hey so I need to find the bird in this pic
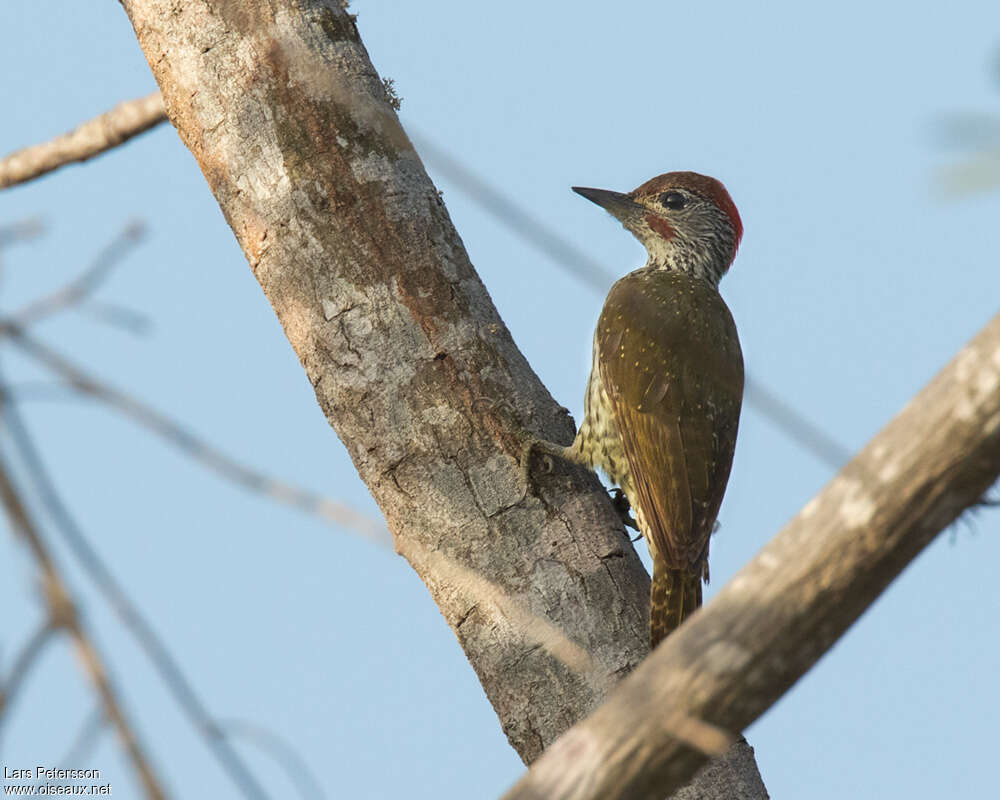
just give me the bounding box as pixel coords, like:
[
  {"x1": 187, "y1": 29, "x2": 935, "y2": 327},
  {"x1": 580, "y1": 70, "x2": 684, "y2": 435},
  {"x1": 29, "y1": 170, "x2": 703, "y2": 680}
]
[{"x1": 523, "y1": 171, "x2": 744, "y2": 648}]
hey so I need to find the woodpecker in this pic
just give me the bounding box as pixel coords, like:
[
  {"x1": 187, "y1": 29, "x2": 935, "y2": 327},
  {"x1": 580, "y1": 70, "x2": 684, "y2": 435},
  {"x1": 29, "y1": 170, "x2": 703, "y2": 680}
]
[{"x1": 525, "y1": 171, "x2": 744, "y2": 648}]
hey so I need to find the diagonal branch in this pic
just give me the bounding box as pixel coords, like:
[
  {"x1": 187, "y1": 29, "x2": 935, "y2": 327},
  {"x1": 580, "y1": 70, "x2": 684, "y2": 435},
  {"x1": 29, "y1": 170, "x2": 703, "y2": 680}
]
[
  {"x1": 0, "y1": 443, "x2": 168, "y2": 800},
  {"x1": 51, "y1": 707, "x2": 105, "y2": 774},
  {"x1": 0, "y1": 381, "x2": 274, "y2": 800},
  {"x1": 0, "y1": 93, "x2": 166, "y2": 189},
  {"x1": 0, "y1": 219, "x2": 45, "y2": 248},
  {"x1": 502, "y1": 312, "x2": 1000, "y2": 800},
  {"x1": 1, "y1": 325, "x2": 390, "y2": 545},
  {"x1": 0, "y1": 621, "x2": 57, "y2": 731},
  {"x1": 219, "y1": 720, "x2": 327, "y2": 800},
  {"x1": 11, "y1": 220, "x2": 147, "y2": 326}
]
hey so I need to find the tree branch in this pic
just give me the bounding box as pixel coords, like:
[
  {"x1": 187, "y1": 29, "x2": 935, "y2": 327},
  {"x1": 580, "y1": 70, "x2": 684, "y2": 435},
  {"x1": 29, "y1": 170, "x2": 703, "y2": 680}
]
[
  {"x1": 10, "y1": 220, "x2": 146, "y2": 326},
  {"x1": 2, "y1": 326, "x2": 388, "y2": 544},
  {"x1": 0, "y1": 219, "x2": 45, "y2": 248},
  {"x1": 0, "y1": 621, "x2": 56, "y2": 729},
  {"x1": 0, "y1": 445, "x2": 168, "y2": 800},
  {"x1": 0, "y1": 379, "x2": 274, "y2": 800},
  {"x1": 501, "y1": 312, "x2": 1000, "y2": 800},
  {"x1": 0, "y1": 93, "x2": 166, "y2": 189}
]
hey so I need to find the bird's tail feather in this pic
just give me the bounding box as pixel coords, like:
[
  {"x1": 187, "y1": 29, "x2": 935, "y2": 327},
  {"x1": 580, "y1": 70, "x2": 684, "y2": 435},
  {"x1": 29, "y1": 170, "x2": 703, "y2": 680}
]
[{"x1": 650, "y1": 561, "x2": 702, "y2": 648}]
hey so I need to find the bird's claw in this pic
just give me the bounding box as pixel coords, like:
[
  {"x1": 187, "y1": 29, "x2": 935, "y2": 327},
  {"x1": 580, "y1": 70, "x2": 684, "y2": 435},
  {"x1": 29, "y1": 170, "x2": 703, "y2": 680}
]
[{"x1": 609, "y1": 488, "x2": 640, "y2": 533}]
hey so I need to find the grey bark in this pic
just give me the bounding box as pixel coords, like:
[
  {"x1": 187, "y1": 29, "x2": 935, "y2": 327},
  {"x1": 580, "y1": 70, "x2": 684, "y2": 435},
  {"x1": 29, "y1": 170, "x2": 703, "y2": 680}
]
[{"x1": 502, "y1": 313, "x2": 1000, "y2": 799}]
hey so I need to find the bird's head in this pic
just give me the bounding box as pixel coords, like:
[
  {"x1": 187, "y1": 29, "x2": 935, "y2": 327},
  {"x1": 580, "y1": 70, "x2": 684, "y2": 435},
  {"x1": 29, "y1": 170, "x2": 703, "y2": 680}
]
[{"x1": 573, "y1": 171, "x2": 742, "y2": 286}]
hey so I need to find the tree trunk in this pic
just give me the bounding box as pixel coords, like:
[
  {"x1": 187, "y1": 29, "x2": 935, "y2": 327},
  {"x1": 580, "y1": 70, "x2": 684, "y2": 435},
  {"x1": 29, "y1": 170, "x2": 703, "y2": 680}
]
[{"x1": 117, "y1": 4, "x2": 767, "y2": 793}]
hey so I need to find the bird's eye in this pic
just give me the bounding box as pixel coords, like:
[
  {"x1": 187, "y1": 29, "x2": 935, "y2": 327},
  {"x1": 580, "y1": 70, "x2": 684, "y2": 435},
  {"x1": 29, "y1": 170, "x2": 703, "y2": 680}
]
[{"x1": 659, "y1": 191, "x2": 686, "y2": 210}]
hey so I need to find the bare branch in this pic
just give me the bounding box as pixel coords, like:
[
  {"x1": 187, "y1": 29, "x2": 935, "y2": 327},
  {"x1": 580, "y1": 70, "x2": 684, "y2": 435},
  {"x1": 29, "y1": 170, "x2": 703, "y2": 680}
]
[
  {"x1": 743, "y1": 375, "x2": 852, "y2": 468},
  {"x1": 0, "y1": 93, "x2": 166, "y2": 189},
  {"x1": 11, "y1": 221, "x2": 147, "y2": 326},
  {"x1": 52, "y1": 707, "x2": 105, "y2": 773},
  {"x1": 0, "y1": 445, "x2": 168, "y2": 800},
  {"x1": 0, "y1": 381, "x2": 77, "y2": 403},
  {"x1": 74, "y1": 300, "x2": 153, "y2": 336},
  {"x1": 0, "y1": 621, "x2": 56, "y2": 729},
  {"x1": 408, "y1": 130, "x2": 618, "y2": 292},
  {"x1": 0, "y1": 219, "x2": 45, "y2": 248},
  {"x1": 0, "y1": 383, "x2": 274, "y2": 800},
  {"x1": 2, "y1": 327, "x2": 390, "y2": 545},
  {"x1": 502, "y1": 312, "x2": 1000, "y2": 800},
  {"x1": 220, "y1": 720, "x2": 326, "y2": 800}
]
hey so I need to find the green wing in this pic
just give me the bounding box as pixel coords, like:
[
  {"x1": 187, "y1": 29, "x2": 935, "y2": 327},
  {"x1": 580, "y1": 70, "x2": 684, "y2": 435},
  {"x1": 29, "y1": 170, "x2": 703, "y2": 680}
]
[{"x1": 597, "y1": 270, "x2": 743, "y2": 571}]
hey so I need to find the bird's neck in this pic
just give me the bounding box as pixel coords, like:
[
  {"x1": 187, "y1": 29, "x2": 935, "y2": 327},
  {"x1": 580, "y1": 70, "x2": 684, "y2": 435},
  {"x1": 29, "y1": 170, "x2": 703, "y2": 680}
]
[{"x1": 643, "y1": 240, "x2": 729, "y2": 289}]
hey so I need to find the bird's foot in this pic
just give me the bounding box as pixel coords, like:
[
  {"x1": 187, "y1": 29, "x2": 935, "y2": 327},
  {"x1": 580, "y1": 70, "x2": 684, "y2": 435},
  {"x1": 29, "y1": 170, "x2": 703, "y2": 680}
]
[
  {"x1": 471, "y1": 396, "x2": 567, "y2": 501},
  {"x1": 609, "y1": 488, "x2": 640, "y2": 534}
]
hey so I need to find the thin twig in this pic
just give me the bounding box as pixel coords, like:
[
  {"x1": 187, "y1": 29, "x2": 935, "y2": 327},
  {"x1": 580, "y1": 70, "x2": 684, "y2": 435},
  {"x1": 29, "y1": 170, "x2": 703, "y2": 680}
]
[
  {"x1": 11, "y1": 220, "x2": 147, "y2": 326},
  {"x1": 0, "y1": 621, "x2": 57, "y2": 732},
  {"x1": 0, "y1": 219, "x2": 45, "y2": 248},
  {"x1": 1, "y1": 326, "x2": 391, "y2": 545},
  {"x1": 220, "y1": 720, "x2": 327, "y2": 800},
  {"x1": 743, "y1": 375, "x2": 852, "y2": 469},
  {"x1": 0, "y1": 381, "x2": 77, "y2": 403},
  {"x1": 53, "y1": 707, "x2": 106, "y2": 772},
  {"x1": 0, "y1": 444, "x2": 168, "y2": 800},
  {"x1": 0, "y1": 219, "x2": 45, "y2": 286},
  {"x1": 0, "y1": 384, "x2": 273, "y2": 800},
  {"x1": 0, "y1": 93, "x2": 166, "y2": 189},
  {"x1": 76, "y1": 300, "x2": 152, "y2": 336}
]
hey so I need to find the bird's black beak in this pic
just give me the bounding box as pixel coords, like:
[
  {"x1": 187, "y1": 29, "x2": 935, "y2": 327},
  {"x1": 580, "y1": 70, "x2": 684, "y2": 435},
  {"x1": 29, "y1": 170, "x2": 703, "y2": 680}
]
[{"x1": 572, "y1": 186, "x2": 644, "y2": 224}]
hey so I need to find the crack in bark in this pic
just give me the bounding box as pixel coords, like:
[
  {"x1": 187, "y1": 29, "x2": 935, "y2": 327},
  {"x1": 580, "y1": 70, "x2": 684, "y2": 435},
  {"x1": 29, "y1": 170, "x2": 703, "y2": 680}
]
[{"x1": 456, "y1": 603, "x2": 479, "y2": 629}]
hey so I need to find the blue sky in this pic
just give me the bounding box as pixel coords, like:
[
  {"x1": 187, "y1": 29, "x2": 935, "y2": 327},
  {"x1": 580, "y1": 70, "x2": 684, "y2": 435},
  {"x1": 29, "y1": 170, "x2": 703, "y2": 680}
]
[{"x1": 1, "y1": 2, "x2": 998, "y2": 798}]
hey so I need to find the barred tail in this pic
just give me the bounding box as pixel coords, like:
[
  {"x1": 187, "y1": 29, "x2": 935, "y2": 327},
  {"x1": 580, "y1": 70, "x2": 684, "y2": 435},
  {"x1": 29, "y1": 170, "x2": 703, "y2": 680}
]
[{"x1": 650, "y1": 560, "x2": 703, "y2": 648}]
